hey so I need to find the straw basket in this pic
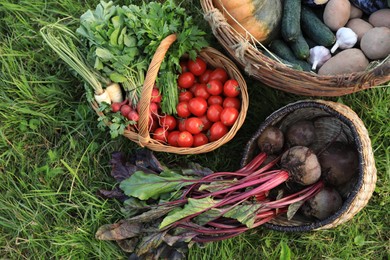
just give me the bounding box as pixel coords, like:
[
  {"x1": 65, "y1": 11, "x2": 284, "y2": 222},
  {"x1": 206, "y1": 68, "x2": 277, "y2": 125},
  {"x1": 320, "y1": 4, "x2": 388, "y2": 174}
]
[
  {"x1": 241, "y1": 100, "x2": 377, "y2": 231},
  {"x1": 92, "y1": 34, "x2": 248, "y2": 154},
  {"x1": 200, "y1": 0, "x2": 390, "y2": 96}
]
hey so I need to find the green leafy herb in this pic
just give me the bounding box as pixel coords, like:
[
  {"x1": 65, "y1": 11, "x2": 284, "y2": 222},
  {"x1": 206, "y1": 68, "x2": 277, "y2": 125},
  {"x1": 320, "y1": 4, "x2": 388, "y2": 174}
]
[{"x1": 77, "y1": 0, "x2": 208, "y2": 114}]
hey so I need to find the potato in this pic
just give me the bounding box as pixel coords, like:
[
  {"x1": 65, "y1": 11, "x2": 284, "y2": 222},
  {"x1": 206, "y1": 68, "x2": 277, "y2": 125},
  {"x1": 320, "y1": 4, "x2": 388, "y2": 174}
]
[
  {"x1": 349, "y1": 4, "x2": 363, "y2": 19},
  {"x1": 346, "y1": 18, "x2": 373, "y2": 42},
  {"x1": 323, "y1": 0, "x2": 351, "y2": 31},
  {"x1": 360, "y1": 27, "x2": 390, "y2": 60},
  {"x1": 318, "y1": 48, "x2": 369, "y2": 75},
  {"x1": 369, "y1": 9, "x2": 390, "y2": 29}
]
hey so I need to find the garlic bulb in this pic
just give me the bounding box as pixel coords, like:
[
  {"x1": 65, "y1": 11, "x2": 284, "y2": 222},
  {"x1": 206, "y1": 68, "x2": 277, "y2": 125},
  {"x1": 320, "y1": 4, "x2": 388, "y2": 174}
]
[
  {"x1": 331, "y1": 27, "x2": 358, "y2": 53},
  {"x1": 309, "y1": 46, "x2": 331, "y2": 70}
]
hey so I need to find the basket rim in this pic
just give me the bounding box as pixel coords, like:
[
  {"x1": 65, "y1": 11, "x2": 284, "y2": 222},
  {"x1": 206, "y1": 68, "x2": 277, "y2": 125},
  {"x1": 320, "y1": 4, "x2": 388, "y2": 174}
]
[
  {"x1": 240, "y1": 99, "x2": 377, "y2": 231},
  {"x1": 200, "y1": 0, "x2": 390, "y2": 96}
]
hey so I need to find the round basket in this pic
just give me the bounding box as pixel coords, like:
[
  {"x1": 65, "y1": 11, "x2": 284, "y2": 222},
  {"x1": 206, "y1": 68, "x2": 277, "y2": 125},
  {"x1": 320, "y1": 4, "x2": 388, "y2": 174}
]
[
  {"x1": 240, "y1": 100, "x2": 377, "y2": 231},
  {"x1": 93, "y1": 34, "x2": 248, "y2": 154},
  {"x1": 200, "y1": 0, "x2": 390, "y2": 96}
]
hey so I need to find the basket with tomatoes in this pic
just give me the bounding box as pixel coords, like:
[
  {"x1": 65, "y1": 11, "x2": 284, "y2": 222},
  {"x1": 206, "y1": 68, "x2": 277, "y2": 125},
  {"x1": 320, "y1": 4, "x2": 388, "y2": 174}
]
[{"x1": 95, "y1": 35, "x2": 248, "y2": 154}]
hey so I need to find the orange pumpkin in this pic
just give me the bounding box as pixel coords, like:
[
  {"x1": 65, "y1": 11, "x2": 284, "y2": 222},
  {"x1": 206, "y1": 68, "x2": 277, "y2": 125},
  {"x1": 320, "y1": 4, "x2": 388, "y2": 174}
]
[{"x1": 213, "y1": 0, "x2": 283, "y2": 43}]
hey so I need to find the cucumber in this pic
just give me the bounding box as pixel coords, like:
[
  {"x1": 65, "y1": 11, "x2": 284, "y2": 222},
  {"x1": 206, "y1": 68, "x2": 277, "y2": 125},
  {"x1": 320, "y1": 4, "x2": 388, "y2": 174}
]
[
  {"x1": 268, "y1": 39, "x2": 312, "y2": 71},
  {"x1": 290, "y1": 34, "x2": 310, "y2": 60},
  {"x1": 262, "y1": 51, "x2": 304, "y2": 71},
  {"x1": 301, "y1": 5, "x2": 336, "y2": 47},
  {"x1": 281, "y1": 0, "x2": 301, "y2": 42}
]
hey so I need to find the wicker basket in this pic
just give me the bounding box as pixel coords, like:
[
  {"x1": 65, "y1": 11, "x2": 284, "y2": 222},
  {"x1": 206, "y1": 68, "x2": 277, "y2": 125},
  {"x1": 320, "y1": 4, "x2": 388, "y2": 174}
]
[
  {"x1": 200, "y1": 0, "x2": 390, "y2": 96},
  {"x1": 93, "y1": 34, "x2": 248, "y2": 154},
  {"x1": 241, "y1": 100, "x2": 377, "y2": 231}
]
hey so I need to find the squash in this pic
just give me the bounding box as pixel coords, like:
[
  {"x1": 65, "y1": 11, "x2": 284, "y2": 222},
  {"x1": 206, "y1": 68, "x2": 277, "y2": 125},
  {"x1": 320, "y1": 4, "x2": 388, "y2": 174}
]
[{"x1": 213, "y1": 0, "x2": 283, "y2": 43}]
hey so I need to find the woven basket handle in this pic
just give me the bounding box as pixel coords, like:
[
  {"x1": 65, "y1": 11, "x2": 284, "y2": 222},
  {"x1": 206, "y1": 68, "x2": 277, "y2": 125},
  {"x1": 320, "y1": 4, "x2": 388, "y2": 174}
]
[{"x1": 137, "y1": 34, "x2": 177, "y2": 146}]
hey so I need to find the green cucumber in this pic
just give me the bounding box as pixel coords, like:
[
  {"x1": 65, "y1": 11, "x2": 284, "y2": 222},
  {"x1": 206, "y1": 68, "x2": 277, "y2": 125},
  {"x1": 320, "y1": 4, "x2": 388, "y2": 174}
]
[
  {"x1": 262, "y1": 51, "x2": 304, "y2": 71},
  {"x1": 301, "y1": 5, "x2": 336, "y2": 47},
  {"x1": 290, "y1": 34, "x2": 310, "y2": 60},
  {"x1": 281, "y1": 0, "x2": 302, "y2": 42},
  {"x1": 268, "y1": 39, "x2": 312, "y2": 71}
]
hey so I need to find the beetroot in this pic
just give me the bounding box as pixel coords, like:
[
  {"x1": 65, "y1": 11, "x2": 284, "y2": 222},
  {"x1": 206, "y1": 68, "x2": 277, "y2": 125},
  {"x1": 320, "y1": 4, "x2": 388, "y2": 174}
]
[
  {"x1": 301, "y1": 187, "x2": 342, "y2": 220},
  {"x1": 319, "y1": 142, "x2": 359, "y2": 186},
  {"x1": 281, "y1": 146, "x2": 321, "y2": 186},
  {"x1": 286, "y1": 120, "x2": 316, "y2": 147},
  {"x1": 257, "y1": 126, "x2": 284, "y2": 154}
]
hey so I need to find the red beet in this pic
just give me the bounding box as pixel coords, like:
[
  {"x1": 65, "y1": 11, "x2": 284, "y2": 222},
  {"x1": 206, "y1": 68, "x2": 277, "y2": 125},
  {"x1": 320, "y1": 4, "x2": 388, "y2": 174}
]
[
  {"x1": 257, "y1": 126, "x2": 284, "y2": 154},
  {"x1": 319, "y1": 142, "x2": 359, "y2": 186},
  {"x1": 301, "y1": 187, "x2": 342, "y2": 220},
  {"x1": 286, "y1": 120, "x2": 316, "y2": 147}
]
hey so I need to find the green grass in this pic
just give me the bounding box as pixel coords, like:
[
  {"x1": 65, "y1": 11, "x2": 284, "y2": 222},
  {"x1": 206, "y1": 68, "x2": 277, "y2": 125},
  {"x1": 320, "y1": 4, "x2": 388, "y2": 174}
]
[{"x1": 0, "y1": 0, "x2": 389, "y2": 259}]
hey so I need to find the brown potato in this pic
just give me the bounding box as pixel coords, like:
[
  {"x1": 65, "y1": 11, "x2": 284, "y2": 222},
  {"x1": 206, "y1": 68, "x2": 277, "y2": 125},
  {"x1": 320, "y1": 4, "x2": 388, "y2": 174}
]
[
  {"x1": 369, "y1": 9, "x2": 390, "y2": 28},
  {"x1": 323, "y1": 0, "x2": 351, "y2": 31},
  {"x1": 349, "y1": 4, "x2": 363, "y2": 19},
  {"x1": 346, "y1": 18, "x2": 373, "y2": 42},
  {"x1": 318, "y1": 48, "x2": 369, "y2": 75},
  {"x1": 360, "y1": 27, "x2": 390, "y2": 60}
]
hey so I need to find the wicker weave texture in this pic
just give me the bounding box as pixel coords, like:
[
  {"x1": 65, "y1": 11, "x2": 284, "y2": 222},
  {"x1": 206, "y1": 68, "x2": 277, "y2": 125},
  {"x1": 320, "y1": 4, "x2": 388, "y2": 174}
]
[
  {"x1": 93, "y1": 34, "x2": 249, "y2": 154},
  {"x1": 200, "y1": 0, "x2": 390, "y2": 96}
]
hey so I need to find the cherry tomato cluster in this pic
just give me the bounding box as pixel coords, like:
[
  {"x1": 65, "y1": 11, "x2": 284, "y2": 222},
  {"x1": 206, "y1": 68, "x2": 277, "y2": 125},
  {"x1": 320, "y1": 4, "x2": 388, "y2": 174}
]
[
  {"x1": 151, "y1": 57, "x2": 242, "y2": 147},
  {"x1": 110, "y1": 56, "x2": 242, "y2": 148}
]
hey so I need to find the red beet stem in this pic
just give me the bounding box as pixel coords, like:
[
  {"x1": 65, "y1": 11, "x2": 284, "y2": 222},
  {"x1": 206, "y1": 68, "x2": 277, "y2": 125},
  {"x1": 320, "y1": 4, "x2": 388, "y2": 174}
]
[{"x1": 236, "y1": 152, "x2": 267, "y2": 173}]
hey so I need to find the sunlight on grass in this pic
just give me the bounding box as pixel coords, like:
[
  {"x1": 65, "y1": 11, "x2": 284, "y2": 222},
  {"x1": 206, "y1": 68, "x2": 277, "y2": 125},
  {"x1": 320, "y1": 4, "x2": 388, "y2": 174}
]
[{"x1": 0, "y1": 0, "x2": 389, "y2": 259}]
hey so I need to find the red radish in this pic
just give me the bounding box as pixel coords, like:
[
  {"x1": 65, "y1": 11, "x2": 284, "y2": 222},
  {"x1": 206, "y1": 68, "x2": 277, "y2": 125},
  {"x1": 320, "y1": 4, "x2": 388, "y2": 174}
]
[
  {"x1": 151, "y1": 88, "x2": 162, "y2": 103},
  {"x1": 111, "y1": 99, "x2": 128, "y2": 113},
  {"x1": 127, "y1": 110, "x2": 139, "y2": 122},
  {"x1": 120, "y1": 105, "x2": 132, "y2": 117}
]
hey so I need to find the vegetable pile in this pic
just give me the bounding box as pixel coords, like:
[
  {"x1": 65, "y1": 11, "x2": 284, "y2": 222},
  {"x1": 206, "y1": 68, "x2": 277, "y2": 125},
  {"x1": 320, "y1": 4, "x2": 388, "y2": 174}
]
[
  {"x1": 95, "y1": 138, "x2": 329, "y2": 258},
  {"x1": 41, "y1": 0, "x2": 212, "y2": 138},
  {"x1": 213, "y1": 0, "x2": 390, "y2": 74},
  {"x1": 110, "y1": 56, "x2": 243, "y2": 147}
]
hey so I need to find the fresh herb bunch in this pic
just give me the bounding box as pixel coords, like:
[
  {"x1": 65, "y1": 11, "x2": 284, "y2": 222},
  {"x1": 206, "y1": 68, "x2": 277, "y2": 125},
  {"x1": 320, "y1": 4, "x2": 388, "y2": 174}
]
[{"x1": 76, "y1": 0, "x2": 208, "y2": 114}]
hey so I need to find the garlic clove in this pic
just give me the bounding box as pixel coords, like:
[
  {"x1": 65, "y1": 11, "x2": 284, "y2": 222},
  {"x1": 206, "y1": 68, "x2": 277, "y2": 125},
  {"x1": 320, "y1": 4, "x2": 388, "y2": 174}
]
[
  {"x1": 309, "y1": 46, "x2": 332, "y2": 70},
  {"x1": 331, "y1": 27, "x2": 358, "y2": 53}
]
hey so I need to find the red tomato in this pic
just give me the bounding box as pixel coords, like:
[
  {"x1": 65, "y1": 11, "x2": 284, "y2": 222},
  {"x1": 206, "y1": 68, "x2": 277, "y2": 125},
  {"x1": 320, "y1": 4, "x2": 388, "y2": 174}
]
[
  {"x1": 198, "y1": 115, "x2": 212, "y2": 131},
  {"x1": 178, "y1": 90, "x2": 193, "y2": 102},
  {"x1": 151, "y1": 88, "x2": 162, "y2": 103},
  {"x1": 220, "y1": 107, "x2": 239, "y2": 126},
  {"x1": 185, "y1": 117, "x2": 204, "y2": 134},
  {"x1": 177, "y1": 131, "x2": 194, "y2": 147},
  {"x1": 206, "y1": 79, "x2": 223, "y2": 96},
  {"x1": 208, "y1": 95, "x2": 223, "y2": 106},
  {"x1": 178, "y1": 72, "x2": 195, "y2": 88},
  {"x1": 188, "y1": 97, "x2": 208, "y2": 117},
  {"x1": 192, "y1": 83, "x2": 210, "y2": 100},
  {"x1": 207, "y1": 104, "x2": 223, "y2": 122},
  {"x1": 153, "y1": 127, "x2": 168, "y2": 143},
  {"x1": 223, "y1": 79, "x2": 240, "y2": 97},
  {"x1": 209, "y1": 122, "x2": 228, "y2": 142},
  {"x1": 193, "y1": 133, "x2": 209, "y2": 147},
  {"x1": 188, "y1": 57, "x2": 207, "y2": 76},
  {"x1": 209, "y1": 67, "x2": 229, "y2": 83},
  {"x1": 180, "y1": 60, "x2": 189, "y2": 73},
  {"x1": 160, "y1": 114, "x2": 177, "y2": 130},
  {"x1": 178, "y1": 118, "x2": 187, "y2": 131},
  {"x1": 176, "y1": 101, "x2": 191, "y2": 118},
  {"x1": 198, "y1": 69, "x2": 212, "y2": 84},
  {"x1": 167, "y1": 131, "x2": 180, "y2": 147},
  {"x1": 223, "y1": 97, "x2": 241, "y2": 110}
]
